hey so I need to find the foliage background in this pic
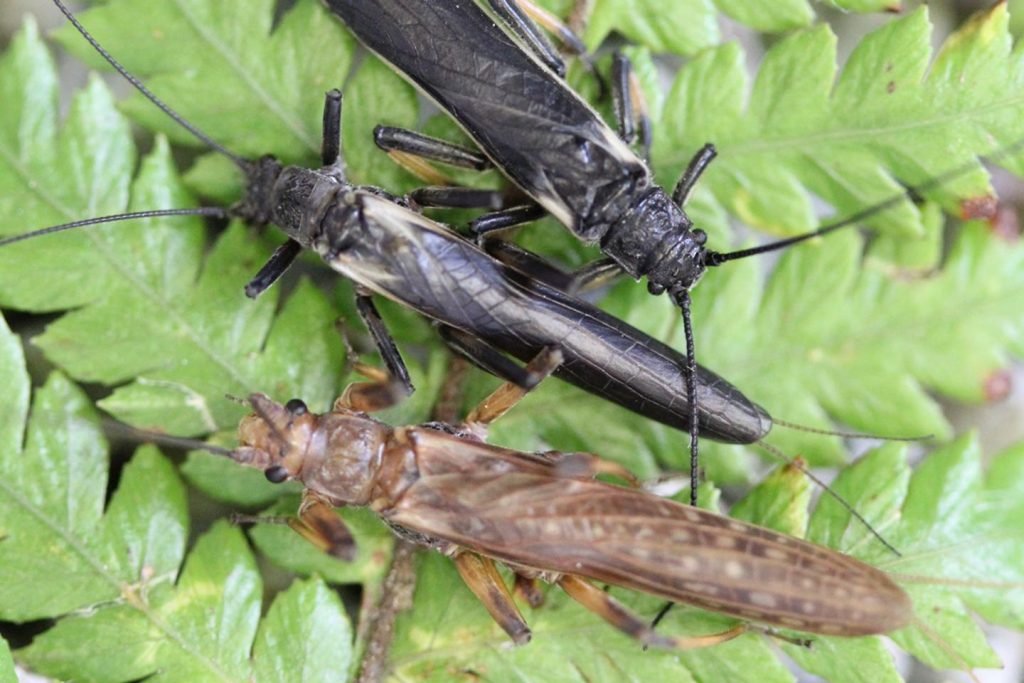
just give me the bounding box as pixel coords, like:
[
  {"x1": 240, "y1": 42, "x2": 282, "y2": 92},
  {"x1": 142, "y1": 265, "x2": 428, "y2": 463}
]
[{"x1": 0, "y1": 0, "x2": 1023, "y2": 681}]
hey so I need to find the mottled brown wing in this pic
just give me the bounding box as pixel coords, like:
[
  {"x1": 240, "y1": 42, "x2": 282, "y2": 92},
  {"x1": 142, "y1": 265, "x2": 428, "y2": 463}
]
[{"x1": 383, "y1": 430, "x2": 911, "y2": 636}]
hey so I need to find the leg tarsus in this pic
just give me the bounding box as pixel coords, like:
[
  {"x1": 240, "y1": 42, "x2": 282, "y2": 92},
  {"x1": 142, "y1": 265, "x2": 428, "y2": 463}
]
[{"x1": 245, "y1": 239, "x2": 303, "y2": 299}]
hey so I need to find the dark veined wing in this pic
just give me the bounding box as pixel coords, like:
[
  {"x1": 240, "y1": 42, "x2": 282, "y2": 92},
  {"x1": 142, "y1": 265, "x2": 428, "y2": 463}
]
[
  {"x1": 384, "y1": 429, "x2": 911, "y2": 636},
  {"x1": 324, "y1": 0, "x2": 647, "y2": 238},
  {"x1": 328, "y1": 193, "x2": 770, "y2": 443}
]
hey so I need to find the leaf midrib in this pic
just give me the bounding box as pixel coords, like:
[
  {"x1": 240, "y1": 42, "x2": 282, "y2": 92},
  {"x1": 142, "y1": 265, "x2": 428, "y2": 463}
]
[
  {"x1": 0, "y1": 137, "x2": 257, "y2": 394},
  {"x1": 659, "y1": 94, "x2": 1024, "y2": 170},
  {"x1": 736, "y1": 265, "x2": 1023, "y2": 387},
  {"x1": 169, "y1": 0, "x2": 318, "y2": 155},
  {"x1": 0, "y1": 476, "x2": 239, "y2": 682}
]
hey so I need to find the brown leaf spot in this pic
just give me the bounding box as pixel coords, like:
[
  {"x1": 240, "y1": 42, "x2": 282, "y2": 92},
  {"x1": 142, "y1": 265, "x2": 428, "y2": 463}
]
[
  {"x1": 886, "y1": 80, "x2": 896, "y2": 94},
  {"x1": 885, "y1": 4, "x2": 902, "y2": 13},
  {"x1": 960, "y1": 195, "x2": 998, "y2": 221},
  {"x1": 984, "y1": 369, "x2": 1013, "y2": 402}
]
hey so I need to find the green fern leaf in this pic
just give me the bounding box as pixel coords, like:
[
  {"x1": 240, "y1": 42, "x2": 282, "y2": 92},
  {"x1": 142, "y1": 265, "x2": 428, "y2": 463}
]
[
  {"x1": 0, "y1": 638, "x2": 12, "y2": 683},
  {"x1": 0, "y1": 17, "x2": 346, "y2": 436},
  {"x1": 656, "y1": 6, "x2": 1024, "y2": 242},
  {"x1": 539, "y1": 0, "x2": 902, "y2": 55},
  {"x1": 55, "y1": 0, "x2": 419, "y2": 188},
  {"x1": 0, "y1": 1, "x2": 1022, "y2": 681},
  {"x1": 0, "y1": 313, "x2": 352, "y2": 682}
]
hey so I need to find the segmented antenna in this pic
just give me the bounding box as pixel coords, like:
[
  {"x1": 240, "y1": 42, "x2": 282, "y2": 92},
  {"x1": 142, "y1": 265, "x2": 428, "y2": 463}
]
[
  {"x1": 773, "y1": 419, "x2": 931, "y2": 442},
  {"x1": 0, "y1": 208, "x2": 230, "y2": 248},
  {"x1": 102, "y1": 419, "x2": 235, "y2": 457},
  {"x1": 756, "y1": 440, "x2": 901, "y2": 556},
  {"x1": 51, "y1": 0, "x2": 251, "y2": 170},
  {"x1": 707, "y1": 137, "x2": 1024, "y2": 265}
]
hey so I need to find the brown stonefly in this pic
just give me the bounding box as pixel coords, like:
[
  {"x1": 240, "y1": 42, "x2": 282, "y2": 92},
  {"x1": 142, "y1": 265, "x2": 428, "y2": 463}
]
[{"x1": 229, "y1": 348, "x2": 912, "y2": 649}]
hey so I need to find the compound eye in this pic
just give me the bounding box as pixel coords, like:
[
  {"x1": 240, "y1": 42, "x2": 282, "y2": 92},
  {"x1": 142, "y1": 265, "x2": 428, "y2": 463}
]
[
  {"x1": 692, "y1": 229, "x2": 708, "y2": 246},
  {"x1": 284, "y1": 398, "x2": 307, "y2": 416},
  {"x1": 264, "y1": 465, "x2": 289, "y2": 483}
]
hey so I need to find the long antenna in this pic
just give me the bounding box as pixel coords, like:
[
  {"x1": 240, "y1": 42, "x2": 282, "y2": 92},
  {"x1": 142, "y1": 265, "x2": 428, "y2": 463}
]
[
  {"x1": 0, "y1": 208, "x2": 230, "y2": 247},
  {"x1": 102, "y1": 419, "x2": 235, "y2": 457},
  {"x1": 756, "y1": 440, "x2": 900, "y2": 556},
  {"x1": 706, "y1": 136, "x2": 1024, "y2": 265},
  {"x1": 51, "y1": 0, "x2": 251, "y2": 170},
  {"x1": 773, "y1": 418, "x2": 930, "y2": 442}
]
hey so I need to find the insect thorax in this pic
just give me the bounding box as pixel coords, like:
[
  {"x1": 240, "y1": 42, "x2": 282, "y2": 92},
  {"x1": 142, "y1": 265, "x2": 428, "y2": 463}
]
[{"x1": 601, "y1": 188, "x2": 707, "y2": 292}]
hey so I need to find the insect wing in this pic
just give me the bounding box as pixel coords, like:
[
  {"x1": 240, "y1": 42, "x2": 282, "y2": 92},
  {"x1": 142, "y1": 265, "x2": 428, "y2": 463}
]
[
  {"x1": 385, "y1": 429, "x2": 911, "y2": 636},
  {"x1": 330, "y1": 194, "x2": 769, "y2": 443},
  {"x1": 325, "y1": 0, "x2": 644, "y2": 236}
]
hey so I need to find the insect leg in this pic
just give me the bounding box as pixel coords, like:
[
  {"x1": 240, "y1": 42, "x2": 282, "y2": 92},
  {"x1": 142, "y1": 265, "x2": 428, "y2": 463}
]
[
  {"x1": 558, "y1": 575, "x2": 748, "y2": 650},
  {"x1": 373, "y1": 126, "x2": 491, "y2": 171},
  {"x1": 354, "y1": 291, "x2": 415, "y2": 395},
  {"x1": 484, "y1": 239, "x2": 623, "y2": 294},
  {"x1": 565, "y1": 257, "x2": 624, "y2": 295},
  {"x1": 437, "y1": 325, "x2": 547, "y2": 389},
  {"x1": 487, "y1": 0, "x2": 571, "y2": 77},
  {"x1": 411, "y1": 186, "x2": 507, "y2": 210},
  {"x1": 289, "y1": 492, "x2": 357, "y2": 560},
  {"x1": 373, "y1": 127, "x2": 544, "y2": 218},
  {"x1": 513, "y1": 574, "x2": 546, "y2": 608},
  {"x1": 671, "y1": 143, "x2": 718, "y2": 207},
  {"x1": 512, "y1": 0, "x2": 589, "y2": 57},
  {"x1": 332, "y1": 294, "x2": 413, "y2": 413},
  {"x1": 453, "y1": 553, "x2": 532, "y2": 645},
  {"x1": 546, "y1": 451, "x2": 640, "y2": 486},
  {"x1": 465, "y1": 347, "x2": 564, "y2": 426},
  {"x1": 610, "y1": 51, "x2": 652, "y2": 161},
  {"x1": 321, "y1": 89, "x2": 344, "y2": 167},
  {"x1": 246, "y1": 88, "x2": 350, "y2": 299},
  {"x1": 470, "y1": 204, "x2": 548, "y2": 236},
  {"x1": 482, "y1": 239, "x2": 575, "y2": 289},
  {"x1": 373, "y1": 126, "x2": 490, "y2": 186},
  {"x1": 244, "y1": 239, "x2": 303, "y2": 299}
]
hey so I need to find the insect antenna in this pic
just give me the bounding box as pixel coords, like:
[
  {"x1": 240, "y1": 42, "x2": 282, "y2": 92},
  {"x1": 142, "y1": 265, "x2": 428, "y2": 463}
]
[
  {"x1": 772, "y1": 419, "x2": 930, "y2": 442},
  {"x1": 705, "y1": 136, "x2": 1024, "y2": 266},
  {"x1": 51, "y1": 0, "x2": 251, "y2": 171},
  {"x1": 101, "y1": 419, "x2": 235, "y2": 457},
  {"x1": 0, "y1": 208, "x2": 230, "y2": 248},
  {"x1": 755, "y1": 440, "x2": 900, "y2": 556}
]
